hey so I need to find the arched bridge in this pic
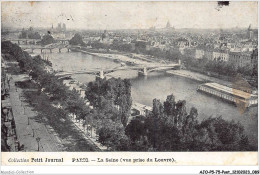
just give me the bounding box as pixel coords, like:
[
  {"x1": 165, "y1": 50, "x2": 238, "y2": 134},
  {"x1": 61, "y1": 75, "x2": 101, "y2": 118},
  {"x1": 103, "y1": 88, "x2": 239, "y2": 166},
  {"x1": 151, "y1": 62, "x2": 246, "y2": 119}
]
[
  {"x1": 8, "y1": 38, "x2": 72, "y2": 53},
  {"x1": 9, "y1": 38, "x2": 70, "y2": 45},
  {"x1": 9, "y1": 39, "x2": 41, "y2": 45},
  {"x1": 21, "y1": 44, "x2": 73, "y2": 53},
  {"x1": 55, "y1": 63, "x2": 181, "y2": 79}
]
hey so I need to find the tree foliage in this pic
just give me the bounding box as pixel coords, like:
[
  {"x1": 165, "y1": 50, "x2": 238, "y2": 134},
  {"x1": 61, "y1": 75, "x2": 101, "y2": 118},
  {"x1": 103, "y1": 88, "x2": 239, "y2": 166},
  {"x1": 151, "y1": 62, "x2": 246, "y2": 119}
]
[
  {"x1": 69, "y1": 33, "x2": 86, "y2": 46},
  {"x1": 19, "y1": 28, "x2": 41, "y2": 39},
  {"x1": 86, "y1": 77, "x2": 132, "y2": 127},
  {"x1": 41, "y1": 34, "x2": 55, "y2": 45},
  {"x1": 125, "y1": 94, "x2": 253, "y2": 151}
]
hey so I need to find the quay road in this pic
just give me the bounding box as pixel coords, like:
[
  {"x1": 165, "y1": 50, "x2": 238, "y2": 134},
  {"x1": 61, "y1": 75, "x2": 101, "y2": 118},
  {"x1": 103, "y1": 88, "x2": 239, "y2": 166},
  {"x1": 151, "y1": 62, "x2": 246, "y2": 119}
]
[
  {"x1": 6, "y1": 67, "x2": 103, "y2": 151},
  {"x1": 8, "y1": 74, "x2": 63, "y2": 151}
]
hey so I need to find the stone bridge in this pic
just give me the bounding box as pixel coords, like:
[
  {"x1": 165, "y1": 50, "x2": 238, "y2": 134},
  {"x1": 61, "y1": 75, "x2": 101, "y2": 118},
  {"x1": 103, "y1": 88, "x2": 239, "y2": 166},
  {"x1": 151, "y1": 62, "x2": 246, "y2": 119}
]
[
  {"x1": 8, "y1": 39, "x2": 72, "y2": 53},
  {"x1": 21, "y1": 44, "x2": 72, "y2": 53},
  {"x1": 9, "y1": 39, "x2": 41, "y2": 45}
]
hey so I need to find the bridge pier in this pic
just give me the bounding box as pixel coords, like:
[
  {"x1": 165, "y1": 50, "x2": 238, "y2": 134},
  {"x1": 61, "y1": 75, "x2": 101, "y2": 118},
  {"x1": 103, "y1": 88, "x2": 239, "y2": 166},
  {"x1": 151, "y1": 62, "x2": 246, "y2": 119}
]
[
  {"x1": 97, "y1": 70, "x2": 105, "y2": 79},
  {"x1": 17, "y1": 40, "x2": 20, "y2": 45},
  {"x1": 138, "y1": 67, "x2": 148, "y2": 76},
  {"x1": 67, "y1": 48, "x2": 70, "y2": 52},
  {"x1": 41, "y1": 49, "x2": 43, "y2": 53},
  {"x1": 59, "y1": 48, "x2": 61, "y2": 53},
  {"x1": 31, "y1": 48, "x2": 34, "y2": 53},
  {"x1": 80, "y1": 90, "x2": 86, "y2": 98},
  {"x1": 143, "y1": 67, "x2": 147, "y2": 76}
]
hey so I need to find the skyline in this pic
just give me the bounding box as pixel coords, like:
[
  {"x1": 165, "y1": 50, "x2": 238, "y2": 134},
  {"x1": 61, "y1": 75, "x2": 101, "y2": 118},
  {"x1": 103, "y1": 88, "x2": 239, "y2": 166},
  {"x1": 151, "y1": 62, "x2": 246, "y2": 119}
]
[{"x1": 1, "y1": 1, "x2": 258, "y2": 30}]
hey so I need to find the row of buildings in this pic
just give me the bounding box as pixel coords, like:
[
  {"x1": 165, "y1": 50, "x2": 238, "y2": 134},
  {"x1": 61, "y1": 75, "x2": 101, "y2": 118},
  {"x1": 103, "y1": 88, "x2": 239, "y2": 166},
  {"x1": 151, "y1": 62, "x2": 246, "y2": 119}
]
[
  {"x1": 80, "y1": 23, "x2": 257, "y2": 68},
  {"x1": 190, "y1": 26, "x2": 258, "y2": 68},
  {"x1": 87, "y1": 29, "x2": 257, "y2": 69},
  {"x1": 194, "y1": 47, "x2": 257, "y2": 68}
]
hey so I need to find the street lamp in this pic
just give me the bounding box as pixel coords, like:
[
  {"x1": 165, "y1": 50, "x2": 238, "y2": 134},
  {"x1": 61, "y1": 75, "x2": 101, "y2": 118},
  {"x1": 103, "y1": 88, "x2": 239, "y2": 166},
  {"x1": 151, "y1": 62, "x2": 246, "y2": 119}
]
[
  {"x1": 90, "y1": 125, "x2": 93, "y2": 138},
  {"x1": 36, "y1": 137, "x2": 41, "y2": 151}
]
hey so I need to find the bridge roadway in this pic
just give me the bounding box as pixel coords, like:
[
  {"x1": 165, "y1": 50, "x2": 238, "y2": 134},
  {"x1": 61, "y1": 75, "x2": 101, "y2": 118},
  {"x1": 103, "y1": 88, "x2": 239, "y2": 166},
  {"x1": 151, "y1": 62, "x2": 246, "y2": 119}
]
[
  {"x1": 55, "y1": 63, "x2": 180, "y2": 78},
  {"x1": 9, "y1": 38, "x2": 70, "y2": 45},
  {"x1": 20, "y1": 43, "x2": 73, "y2": 53}
]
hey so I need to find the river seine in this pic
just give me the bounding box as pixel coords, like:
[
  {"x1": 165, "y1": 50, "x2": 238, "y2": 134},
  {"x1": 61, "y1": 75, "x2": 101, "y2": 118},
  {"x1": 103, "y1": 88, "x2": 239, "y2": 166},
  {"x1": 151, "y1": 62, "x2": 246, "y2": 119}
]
[{"x1": 36, "y1": 50, "x2": 257, "y2": 147}]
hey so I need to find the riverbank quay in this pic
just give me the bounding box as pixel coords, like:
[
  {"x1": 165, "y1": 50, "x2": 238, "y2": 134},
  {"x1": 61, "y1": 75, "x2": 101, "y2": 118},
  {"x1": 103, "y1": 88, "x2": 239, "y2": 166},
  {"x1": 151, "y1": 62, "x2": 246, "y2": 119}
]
[
  {"x1": 6, "y1": 66, "x2": 102, "y2": 151},
  {"x1": 70, "y1": 115, "x2": 107, "y2": 151},
  {"x1": 73, "y1": 48, "x2": 163, "y2": 67},
  {"x1": 167, "y1": 70, "x2": 258, "y2": 94},
  {"x1": 167, "y1": 69, "x2": 238, "y2": 86},
  {"x1": 60, "y1": 80, "x2": 108, "y2": 151},
  {"x1": 2, "y1": 65, "x2": 62, "y2": 151},
  {"x1": 167, "y1": 70, "x2": 206, "y2": 83},
  {"x1": 75, "y1": 47, "x2": 161, "y2": 63}
]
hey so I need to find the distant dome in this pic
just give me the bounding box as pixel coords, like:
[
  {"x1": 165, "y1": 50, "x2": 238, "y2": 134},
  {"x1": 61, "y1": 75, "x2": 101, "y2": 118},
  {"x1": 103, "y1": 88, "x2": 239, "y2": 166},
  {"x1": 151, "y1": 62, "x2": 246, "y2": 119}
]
[{"x1": 166, "y1": 21, "x2": 171, "y2": 28}]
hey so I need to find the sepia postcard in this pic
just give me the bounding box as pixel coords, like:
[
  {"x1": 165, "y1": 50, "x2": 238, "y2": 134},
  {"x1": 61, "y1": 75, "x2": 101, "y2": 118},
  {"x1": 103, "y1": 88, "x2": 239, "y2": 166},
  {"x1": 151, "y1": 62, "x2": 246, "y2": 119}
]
[{"x1": 1, "y1": 1, "x2": 259, "y2": 174}]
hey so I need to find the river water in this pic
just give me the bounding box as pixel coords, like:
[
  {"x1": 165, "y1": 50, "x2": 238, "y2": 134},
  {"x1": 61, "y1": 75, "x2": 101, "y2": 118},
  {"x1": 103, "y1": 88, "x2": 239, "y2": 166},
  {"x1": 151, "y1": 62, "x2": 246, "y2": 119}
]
[{"x1": 35, "y1": 50, "x2": 258, "y2": 147}]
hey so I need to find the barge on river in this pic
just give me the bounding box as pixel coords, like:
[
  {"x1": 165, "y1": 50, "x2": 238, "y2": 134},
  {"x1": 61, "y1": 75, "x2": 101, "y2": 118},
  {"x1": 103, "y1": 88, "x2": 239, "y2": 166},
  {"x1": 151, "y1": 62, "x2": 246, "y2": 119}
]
[{"x1": 197, "y1": 83, "x2": 258, "y2": 107}]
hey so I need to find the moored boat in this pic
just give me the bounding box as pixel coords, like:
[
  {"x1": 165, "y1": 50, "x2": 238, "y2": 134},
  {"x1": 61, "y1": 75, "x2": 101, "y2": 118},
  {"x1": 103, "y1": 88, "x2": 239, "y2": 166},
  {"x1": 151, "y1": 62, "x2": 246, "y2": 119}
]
[{"x1": 197, "y1": 83, "x2": 258, "y2": 107}]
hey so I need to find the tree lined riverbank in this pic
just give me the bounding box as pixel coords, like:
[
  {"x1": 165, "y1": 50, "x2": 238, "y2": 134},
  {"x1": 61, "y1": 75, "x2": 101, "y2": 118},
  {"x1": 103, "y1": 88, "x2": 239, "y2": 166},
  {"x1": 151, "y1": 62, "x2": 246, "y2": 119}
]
[{"x1": 1, "y1": 41, "x2": 99, "y2": 151}]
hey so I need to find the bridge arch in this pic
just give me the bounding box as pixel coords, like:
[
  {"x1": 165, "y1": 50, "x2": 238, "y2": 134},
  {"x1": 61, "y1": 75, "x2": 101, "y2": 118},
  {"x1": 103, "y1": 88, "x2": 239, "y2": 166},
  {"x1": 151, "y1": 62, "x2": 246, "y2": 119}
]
[{"x1": 59, "y1": 47, "x2": 70, "y2": 53}]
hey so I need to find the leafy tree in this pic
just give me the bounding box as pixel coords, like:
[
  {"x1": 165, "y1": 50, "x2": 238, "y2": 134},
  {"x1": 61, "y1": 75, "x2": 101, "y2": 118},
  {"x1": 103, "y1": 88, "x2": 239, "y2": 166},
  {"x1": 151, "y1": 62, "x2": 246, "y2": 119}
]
[
  {"x1": 125, "y1": 118, "x2": 145, "y2": 142},
  {"x1": 152, "y1": 99, "x2": 164, "y2": 118},
  {"x1": 97, "y1": 119, "x2": 130, "y2": 151},
  {"x1": 163, "y1": 94, "x2": 176, "y2": 124},
  {"x1": 69, "y1": 33, "x2": 86, "y2": 46},
  {"x1": 28, "y1": 32, "x2": 41, "y2": 39},
  {"x1": 85, "y1": 77, "x2": 132, "y2": 126},
  {"x1": 198, "y1": 117, "x2": 251, "y2": 151},
  {"x1": 175, "y1": 100, "x2": 187, "y2": 128},
  {"x1": 41, "y1": 33, "x2": 55, "y2": 45}
]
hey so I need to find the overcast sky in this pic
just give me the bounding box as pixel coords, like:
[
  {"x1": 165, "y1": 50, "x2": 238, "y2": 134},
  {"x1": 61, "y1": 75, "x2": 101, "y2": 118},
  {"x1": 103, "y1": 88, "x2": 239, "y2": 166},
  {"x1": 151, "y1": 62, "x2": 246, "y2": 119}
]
[{"x1": 1, "y1": 1, "x2": 258, "y2": 30}]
